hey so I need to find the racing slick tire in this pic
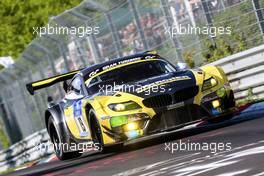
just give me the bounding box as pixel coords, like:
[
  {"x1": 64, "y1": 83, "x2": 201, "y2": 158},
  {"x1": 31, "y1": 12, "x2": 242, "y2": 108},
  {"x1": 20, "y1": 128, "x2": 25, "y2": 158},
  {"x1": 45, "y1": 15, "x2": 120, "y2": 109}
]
[
  {"x1": 48, "y1": 118, "x2": 82, "y2": 160},
  {"x1": 89, "y1": 109, "x2": 105, "y2": 152},
  {"x1": 89, "y1": 109, "x2": 124, "y2": 153}
]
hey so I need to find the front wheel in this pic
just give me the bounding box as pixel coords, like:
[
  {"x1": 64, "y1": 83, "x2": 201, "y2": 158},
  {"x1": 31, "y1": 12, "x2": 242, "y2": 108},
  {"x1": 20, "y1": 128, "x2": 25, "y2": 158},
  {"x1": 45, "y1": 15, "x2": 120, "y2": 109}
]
[
  {"x1": 89, "y1": 109, "x2": 105, "y2": 152},
  {"x1": 89, "y1": 109, "x2": 124, "y2": 153}
]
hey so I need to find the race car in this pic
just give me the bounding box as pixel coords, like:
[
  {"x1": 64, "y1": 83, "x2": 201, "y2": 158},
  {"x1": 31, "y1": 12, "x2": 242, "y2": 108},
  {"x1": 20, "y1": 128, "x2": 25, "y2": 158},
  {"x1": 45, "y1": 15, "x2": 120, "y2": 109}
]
[{"x1": 26, "y1": 51, "x2": 235, "y2": 160}]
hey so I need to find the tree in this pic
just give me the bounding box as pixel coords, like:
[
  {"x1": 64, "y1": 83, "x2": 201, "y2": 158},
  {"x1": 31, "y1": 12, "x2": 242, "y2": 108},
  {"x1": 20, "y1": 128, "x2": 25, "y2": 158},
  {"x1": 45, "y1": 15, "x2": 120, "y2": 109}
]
[{"x1": 0, "y1": 0, "x2": 82, "y2": 59}]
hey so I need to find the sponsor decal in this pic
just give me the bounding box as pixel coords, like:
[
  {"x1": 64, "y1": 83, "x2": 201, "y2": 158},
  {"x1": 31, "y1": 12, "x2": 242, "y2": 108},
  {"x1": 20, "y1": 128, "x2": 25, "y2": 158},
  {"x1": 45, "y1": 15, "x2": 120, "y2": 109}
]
[
  {"x1": 73, "y1": 100, "x2": 89, "y2": 137},
  {"x1": 88, "y1": 55, "x2": 157, "y2": 78},
  {"x1": 137, "y1": 76, "x2": 191, "y2": 93}
]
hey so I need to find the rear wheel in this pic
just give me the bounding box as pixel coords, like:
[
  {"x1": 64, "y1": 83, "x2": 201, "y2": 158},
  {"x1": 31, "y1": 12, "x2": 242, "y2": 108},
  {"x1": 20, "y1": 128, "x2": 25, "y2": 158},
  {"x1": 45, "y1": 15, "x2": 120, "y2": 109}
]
[{"x1": 48, "y1": 118, "x2": 82, "y2": 160}]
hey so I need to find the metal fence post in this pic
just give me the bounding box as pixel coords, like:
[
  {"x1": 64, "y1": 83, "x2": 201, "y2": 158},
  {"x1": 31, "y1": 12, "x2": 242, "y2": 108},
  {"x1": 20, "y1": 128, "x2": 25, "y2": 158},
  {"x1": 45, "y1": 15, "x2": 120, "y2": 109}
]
[
  {"x1": 87, "y1": 33, "x2": 103, "y2": 63},
  {"x1": 15, "y1": 79, "x2": 36, "y2": 131},
  {"x1": 183, "y1": 0, "x2": 196, "y2": 27},
  {"x1": 0, "y1": 75, "x2": 23, "y2": 143},
  {"x1": 13, "y1": 79, "x2": 36, "y2": 132},
  {"x1": 74, "y1": 38, "x2": 89, "y2": 66},
  {"x1": 201, "y1": 0, "x2": 216, "y2": 46},
  {"x1": 32, "y1": 44, "x2": 57, "y2": 74},
  {"x1": 31, "y1": 43, "x2": 64, "y2": 98},
  {"x1": 105, "y1": 13, "x2": 123, "y2": 58},
  {"x1": 0, "y1": 88, "x2": 23, "y2": 143},
  {"x1": 128, "y1": 0, "x2": 148, "y2": 50},
  {"x1": 10, "y1": 64, "x2": 43, "y2": 129},
  {"x1": 160, "y1": 0, "x2": 184, "y2": 63},
  {"x1": 27, "y1": 71, "x2": 45, "y2": 129},
  {"x1": 0, "y1": 94, "x2": 11, "y2": 143},
  {"x1": 46, "y1": 35, "x2": 70, "y2": 72},
  {"x1": 219, "y1": 0, "x2": 226, "y2": 11},
  {"x1": 252, "y1": 0, "x2": 264, "y2": 41},
  {"x1": 66, "y1": 10, "x2": 103, "y2": 63},
  {"x1": 23, "y1": 54, "x2": 50, "y2": 98}
]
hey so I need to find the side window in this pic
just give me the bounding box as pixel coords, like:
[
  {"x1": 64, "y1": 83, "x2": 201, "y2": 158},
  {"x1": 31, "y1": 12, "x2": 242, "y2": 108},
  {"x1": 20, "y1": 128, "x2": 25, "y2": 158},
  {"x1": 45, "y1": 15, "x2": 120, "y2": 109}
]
[
  {"x1": 88, "y1": 77, "x2": 100, "y2": 87},
  {"x1": 70, "y1": 77, "x2": 83, "y2": 95},
  {"x1": 155, "y1": 61, "x2": 176, "y2": 73},
  {"x1": 86, "y1": 76, "x2": 102, "y2": 95}
]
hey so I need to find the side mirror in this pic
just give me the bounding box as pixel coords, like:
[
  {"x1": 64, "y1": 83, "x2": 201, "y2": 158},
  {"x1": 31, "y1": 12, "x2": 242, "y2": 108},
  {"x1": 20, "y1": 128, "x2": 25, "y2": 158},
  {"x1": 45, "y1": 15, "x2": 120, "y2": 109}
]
[
  {"x1": 63, "y1": 81, "x2": 68, "y2": 92},
  {"x1": 47, "y1": 96, "x2": 53, "y2": 103},
  {"x1": 47, "y1": 96, "x2": 55, "y2": 107},
  {"x1": 176, "y1": 62, "x2": 188, "y2": 70}
]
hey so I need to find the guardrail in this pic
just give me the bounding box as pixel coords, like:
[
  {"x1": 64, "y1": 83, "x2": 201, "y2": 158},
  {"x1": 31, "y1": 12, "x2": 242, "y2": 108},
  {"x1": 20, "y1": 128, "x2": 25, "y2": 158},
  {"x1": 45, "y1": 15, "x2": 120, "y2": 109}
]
[
  {"x1": 0, "y1": 129, "x2": 52, "y2": 173},
  {"x1": 209, "y1": 44, "x2": 264, "y2": 101},
  {"x1": 0, "y1": 44, "x2": 264, "y2": 173}
]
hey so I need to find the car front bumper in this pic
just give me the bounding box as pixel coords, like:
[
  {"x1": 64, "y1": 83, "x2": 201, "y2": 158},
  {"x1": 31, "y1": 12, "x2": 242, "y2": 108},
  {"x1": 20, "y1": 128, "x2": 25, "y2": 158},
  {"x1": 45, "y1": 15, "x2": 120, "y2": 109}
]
[{"x1": 102, "y1": 87, "x2": 235, "y2": 143}]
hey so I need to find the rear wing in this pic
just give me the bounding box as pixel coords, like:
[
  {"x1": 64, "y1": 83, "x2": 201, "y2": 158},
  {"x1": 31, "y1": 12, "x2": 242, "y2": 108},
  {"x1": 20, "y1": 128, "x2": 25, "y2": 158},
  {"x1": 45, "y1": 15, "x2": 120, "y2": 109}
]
[{"x1": 26, "y1": 69, "x2": 81, "y2": 95}]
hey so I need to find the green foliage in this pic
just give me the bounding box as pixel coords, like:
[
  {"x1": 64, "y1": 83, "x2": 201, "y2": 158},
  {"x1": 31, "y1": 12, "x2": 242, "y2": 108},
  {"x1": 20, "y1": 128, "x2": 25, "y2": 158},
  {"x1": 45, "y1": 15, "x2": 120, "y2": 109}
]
[
  {"x1": 0, "y1": 0, "x2": 82, "y2": 59},
  {"x1": 247, "y1": 87, "x2": 254, "y2": 102},
  {"x1": 236, "y1": 88, "x2": 264, "y2": 107},
  {"x1": 0, "y1": 124, "x2": 9, "y2": 149},
  {"x1": 136, "y1": 0, "x2": 161, "y2": 8},
  {"x1": 201, "y1": 1, "x2": 262, "y2": 64},
  {"x1": 183, "y1": 50, "x2": 195, "y2": 68}
]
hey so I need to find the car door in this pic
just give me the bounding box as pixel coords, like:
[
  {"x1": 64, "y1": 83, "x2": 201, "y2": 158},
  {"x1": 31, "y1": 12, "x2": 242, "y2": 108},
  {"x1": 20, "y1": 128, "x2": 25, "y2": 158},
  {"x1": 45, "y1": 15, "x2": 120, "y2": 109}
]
[{"x1": 64, "y1": 76, "x2": 90, "y2": 139}]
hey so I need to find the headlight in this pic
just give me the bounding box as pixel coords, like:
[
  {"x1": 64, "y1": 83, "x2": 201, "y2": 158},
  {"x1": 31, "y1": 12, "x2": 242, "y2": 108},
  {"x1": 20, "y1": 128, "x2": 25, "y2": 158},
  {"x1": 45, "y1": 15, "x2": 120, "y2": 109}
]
[
  {"x1": 216, "y1": 87, "x2": 226, "y2": 97},
  {"x1": 108, "y1": 101, "x2": 141, "y2": 112},
  {"x1": 110, "y1": 113, "x2": 149, "y2": 128},
  {"x1": 110, "y1": 115, "x2": 127, "y2": 127},
  {"x1": 202, "y1": 77, "x2": 218, "y2": 91}
]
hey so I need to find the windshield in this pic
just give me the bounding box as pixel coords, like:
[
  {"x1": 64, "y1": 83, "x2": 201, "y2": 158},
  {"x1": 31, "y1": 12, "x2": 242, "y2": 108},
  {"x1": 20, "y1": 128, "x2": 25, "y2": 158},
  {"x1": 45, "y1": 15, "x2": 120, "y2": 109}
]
[{"x1": 86, "y1": 60, "x2": 176, "y2": 94}]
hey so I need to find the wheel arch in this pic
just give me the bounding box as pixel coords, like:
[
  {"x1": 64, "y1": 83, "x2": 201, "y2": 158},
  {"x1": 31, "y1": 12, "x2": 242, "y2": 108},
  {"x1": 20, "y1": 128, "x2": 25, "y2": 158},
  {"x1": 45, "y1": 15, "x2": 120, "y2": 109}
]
[
  {"x1": 44, "y1": 106, "x2": 61, "y2": 133},
  {"x1": 201, "y1": 65, "x2": 228, "y2": 84},
  {"x1": 44, "y1": 105, "x2": 70, "y2": 144},
  {"x1": 84, "y1": 103, "x2": 96, "y2": 136},
  {"x1": 84, "y1": 103, "x2": 105, "y2": 144},
  {"x1": 45, "y1": 110, "x2": 52, "y2": 131},
  {"x1": 84, "y1": 103, "x2": 93, "y2": 121}
]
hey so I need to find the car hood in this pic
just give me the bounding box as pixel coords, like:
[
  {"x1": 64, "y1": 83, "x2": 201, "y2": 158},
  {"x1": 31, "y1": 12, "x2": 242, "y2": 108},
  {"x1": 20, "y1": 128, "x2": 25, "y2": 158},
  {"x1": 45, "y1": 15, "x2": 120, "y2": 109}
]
[{"x1": 107, "y1": 70, "x2": 197, "y2": 98}]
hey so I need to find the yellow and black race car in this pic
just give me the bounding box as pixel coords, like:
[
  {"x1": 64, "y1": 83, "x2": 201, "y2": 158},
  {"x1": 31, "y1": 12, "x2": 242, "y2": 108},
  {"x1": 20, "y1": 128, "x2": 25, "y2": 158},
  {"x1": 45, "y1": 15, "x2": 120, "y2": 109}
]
[{"x1": 26, "y1": 51, "x2": 235, "y2": 160}]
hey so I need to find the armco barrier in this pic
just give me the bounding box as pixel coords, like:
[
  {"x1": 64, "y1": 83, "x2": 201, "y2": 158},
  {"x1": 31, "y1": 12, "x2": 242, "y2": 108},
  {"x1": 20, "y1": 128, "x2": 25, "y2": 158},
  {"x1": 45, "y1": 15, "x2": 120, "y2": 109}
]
[
  {"x1": 0, "y1": 129, "x2": 52, "y2": 173},
  {"x1": 0, "y1": 44, "x2": 264, "y2": 172},
  {"x1": 209, "y1": 44, "x2": 264, "y2": 100}
]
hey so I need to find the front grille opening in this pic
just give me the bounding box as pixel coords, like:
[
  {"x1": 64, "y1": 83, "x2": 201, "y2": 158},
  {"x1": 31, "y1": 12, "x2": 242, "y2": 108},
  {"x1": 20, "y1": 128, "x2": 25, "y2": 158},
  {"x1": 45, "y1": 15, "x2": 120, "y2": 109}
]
[
  {"x1": 111, "y1": 119, "x2": 148, "y2": 133},
  {"x1": 143, "y1": 94, "x2": 172, "y2": 108},
  {"x1": 146, "y1": 104, "x2": 209, "y2": 134},
  {"x1": 174, "y1": 86, "x2": 199, "y2": 103}
]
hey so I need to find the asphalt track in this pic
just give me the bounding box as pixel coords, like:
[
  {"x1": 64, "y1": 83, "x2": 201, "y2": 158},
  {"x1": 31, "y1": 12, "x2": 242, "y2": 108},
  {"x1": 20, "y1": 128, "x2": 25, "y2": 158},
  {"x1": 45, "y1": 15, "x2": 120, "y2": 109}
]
[{"x1": 4, "y1": 102, "x2": 264, "y2": 176}]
